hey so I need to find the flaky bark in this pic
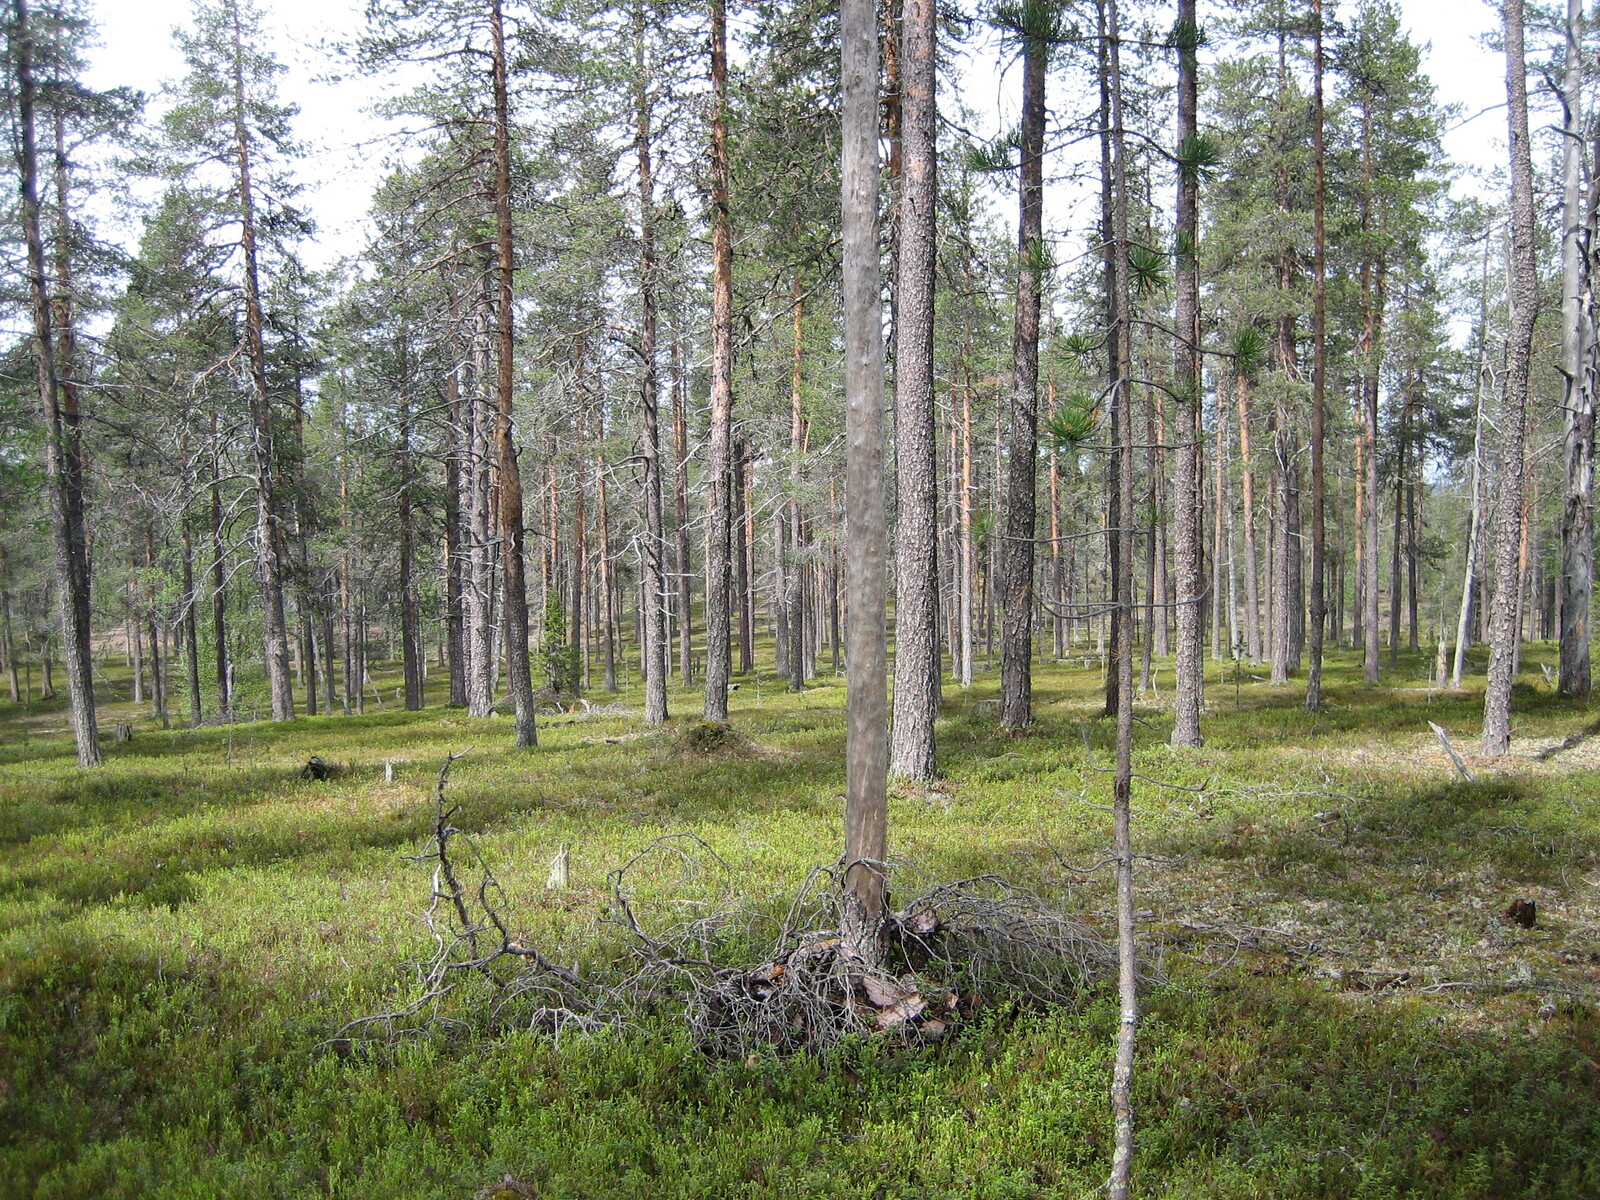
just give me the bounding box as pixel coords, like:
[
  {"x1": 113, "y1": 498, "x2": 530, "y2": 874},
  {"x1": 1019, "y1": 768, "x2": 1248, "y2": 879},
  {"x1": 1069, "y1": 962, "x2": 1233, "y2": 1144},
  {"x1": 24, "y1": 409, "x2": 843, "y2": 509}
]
[
  {"x1": 226, "y1": 2, "x2": 292, "y2": 722},
  {"x1": 839, "y1": 0, "x2": 888, "y2": 965},
  {"x1": 1171, "y1": 0, "x2": 1203, "y2": 745},
  {"x1": 1306, "y1": 0, "x2": 1328, "y2": 711},
  {"x1": 998, "y1": 17, "x2": 1045, "y2": 729},
  {"x1": 15, "y1": 0, "x2": 98, "y2": 764},
  {"x1": 888, "y1": 0, "x2": 939, "y2": 777},
  {"x1": 1485, "y1": 0, "x2": 1539, "y2": 754},
  {"x1": 702, "y1": 0, "x2": 735, "y2": 721},
  {"x1": 490, "y1": 0, "x2": 537, "y2": 746}
]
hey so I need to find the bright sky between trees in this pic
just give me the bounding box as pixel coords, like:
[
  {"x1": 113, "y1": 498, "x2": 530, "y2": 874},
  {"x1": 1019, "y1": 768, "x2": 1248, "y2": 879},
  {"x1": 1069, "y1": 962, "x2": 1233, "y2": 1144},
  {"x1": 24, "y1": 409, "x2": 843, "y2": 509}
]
[{"x1": 82, "y1": 0, "x2": 1506, "y2": 272}]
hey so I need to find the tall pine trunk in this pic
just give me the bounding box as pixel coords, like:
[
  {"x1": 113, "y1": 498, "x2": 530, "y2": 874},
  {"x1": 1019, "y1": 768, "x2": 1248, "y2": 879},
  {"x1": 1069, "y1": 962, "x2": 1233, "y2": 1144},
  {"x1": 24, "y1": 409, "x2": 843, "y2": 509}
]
[
  {"x1": 228, "y1": 4, "x2": 293, "y2": 722},
  {"x1": 1485, "y1": 0, "x2": 1538, "y2": 754},
  {"x1": 999, "y1": 10, "x2": 1046, "y2": 729},
  {"x1": 489, "y1": 0, "x2": 538, "y2": 747},
  {"x1": 15, "y1": 0, "x2": 98, "y2": 764},
  {"x1": 839, "y1": 0, "x2": 888, "y2": 964},
  {"x1": 1171, "y1": 0, "x2": 1203, "y2": 745},
  {"x1": 888, "y1": 0, "x2": 939, "y2": 776},
  {"x1": 702, "y1": 0, "x2": 735, "y2": 721}
]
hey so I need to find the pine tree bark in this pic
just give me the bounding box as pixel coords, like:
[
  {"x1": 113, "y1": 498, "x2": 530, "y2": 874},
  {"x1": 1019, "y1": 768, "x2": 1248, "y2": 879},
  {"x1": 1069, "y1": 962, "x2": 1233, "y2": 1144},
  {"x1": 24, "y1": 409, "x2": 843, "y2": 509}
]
[
  {"x1": 490, "y1": 0, "x2": 537, "y2": 747},
  {"x1": 888, "y1": 0, "x2": 939, "y2": 776},
  {"x1": 1171, "y1": 0, "x2": 1203, "y2": 745},
  {"x1": 227, "y1": 3, "x2": 293, "y2": 722},
  {"x1": 633, "y1": 11, "x2": 668, "y2": 725},
  {"x1": 15, "y1": 0, "x2": 98, "y2": 764},
  {"x1": 1485, "y1": 0, "x2": 1539, "y2": 754},
  {"x1": 1104, "y1": 7, "x2": 1139, "y2": 1190},
  {"x1": 1306, "y1": 0, "x2": 1329, "y2": 711},
  {"x1": 702, "y1": 0, "x2": 735, "y2": 722},
  {"x1": 999, "y1": 16, "x2": 1046, "y2": 729},
  {"x1": 839, "y1": 0, "x2": 889, "y2": 965}
]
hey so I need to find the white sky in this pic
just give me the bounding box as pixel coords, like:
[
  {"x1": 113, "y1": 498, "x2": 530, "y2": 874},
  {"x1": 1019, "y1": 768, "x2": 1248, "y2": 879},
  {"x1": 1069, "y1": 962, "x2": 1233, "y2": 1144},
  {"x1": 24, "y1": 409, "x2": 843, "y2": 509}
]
[{"x1": 81, "y1": 0, "x2": 1510, "y2": 271}]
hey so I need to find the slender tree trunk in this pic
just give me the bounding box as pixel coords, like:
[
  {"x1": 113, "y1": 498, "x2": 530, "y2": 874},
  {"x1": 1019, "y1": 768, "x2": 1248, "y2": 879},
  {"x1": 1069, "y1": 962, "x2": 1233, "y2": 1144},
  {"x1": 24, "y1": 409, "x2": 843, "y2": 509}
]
[
  {"x1": 444, "y1": 312, "x2": 468, "y2": 706},
  {"x1": 594, "y1": 398, "x2": 619, "y2": 693},
  {"x1": 702, "y1": 0, "x2": 735, "y2": 722},
  {"x1": 670, "y1": 332, "x2": 694, "y2": 686},
  {"x1": 839, "y1": 0, "x2": 888, "y2": 964},
  {"x1": 182, "y1": 514, "x2": 205, "y2": 726},
  {"x1": 1485, "y1": 0, "x2": 1539, "y2": 754},
  {"x1": 1172, "y1": 0, "x2": 1203, "y2": 745},
  {"x1": 735, "y1": 438, "x2": 755, "y2": 674},
  {"x1": 999, "y1": 13, "x2": 1045, "y2": 729},
  {"x1": 1236, "y1": 370, "x2": 1262, "y2": 662},
  {"x1": 959, "y1": 365, "x2": 975, "y2": 687},
  {"x1": 788, "y1": 284, "x2": 808, "y2": 692},
  {"x1": 224, "y1": 7, "x2": 293, "y2": 722},
  {"x1": 1105, "y1": 5, "x2": 1139, "y2": 1191},
  {"x1": 399, "y1": 367, "x2": 423, "y2": 711},
  {"x1": 888, "y1": 0, "x2": 939, "y2": 775},
  {"x1": 15, "y1": 0, "x2": 97, "y2": 764},
  {"x1": 1559, "y1": 0, "x2": 1595, "y2": 697},
  {"x1": 1306, "y1": 0, "x2": 1329, "y2": 710},
  {"x1": 489, "y1": 0, "x2": 537, "y2": 747}
]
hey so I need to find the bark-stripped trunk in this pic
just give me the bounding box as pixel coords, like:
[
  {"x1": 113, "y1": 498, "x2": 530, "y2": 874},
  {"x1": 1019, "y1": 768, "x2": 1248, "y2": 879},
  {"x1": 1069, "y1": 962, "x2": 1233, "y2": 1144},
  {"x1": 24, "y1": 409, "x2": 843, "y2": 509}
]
[
  {"x1": 888, "y1": 0, "x2": 939, "y2": 776},
  {"x1": 1485, "y1": 0, "x2": 1539, "y2": 754},
  {"x1": 839, "y1": 0, "x2": 888, "y2": 965},
  {"x1": 490, "y1": 0, "x2": 537, "y2": 747},
  {"x1": 15, "y1": 0, "x2": 98, "y2": 763},
  {"x1": 998, "y1": 15, "x2": 1045, "y2": 729},
  {"x1": 702, "y1": 0, "x2": 735, "y2": 721}
]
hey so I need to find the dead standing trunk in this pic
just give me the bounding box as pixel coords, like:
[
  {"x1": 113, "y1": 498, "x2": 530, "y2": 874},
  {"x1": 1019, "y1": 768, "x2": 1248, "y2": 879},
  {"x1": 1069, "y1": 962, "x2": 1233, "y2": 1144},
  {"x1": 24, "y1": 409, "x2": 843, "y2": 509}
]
[{"x1": 1558, "y1": 0, "x2": 1595, "y2": 698}]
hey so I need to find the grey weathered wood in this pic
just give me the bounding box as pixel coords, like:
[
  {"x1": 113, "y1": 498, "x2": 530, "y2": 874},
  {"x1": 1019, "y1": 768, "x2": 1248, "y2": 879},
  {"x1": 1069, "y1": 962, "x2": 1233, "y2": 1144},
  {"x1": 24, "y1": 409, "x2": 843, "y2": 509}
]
[{"x1": 1429, "y1": 721, "x2": 1475, "y2": 783}]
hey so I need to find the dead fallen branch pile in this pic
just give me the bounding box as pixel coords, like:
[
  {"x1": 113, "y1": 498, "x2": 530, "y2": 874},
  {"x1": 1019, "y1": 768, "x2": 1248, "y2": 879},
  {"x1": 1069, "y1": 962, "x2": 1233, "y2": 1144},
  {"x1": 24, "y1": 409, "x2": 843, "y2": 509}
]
[{"x1": 330, "y1": 755, "x2": 1123, "y2": 1059}]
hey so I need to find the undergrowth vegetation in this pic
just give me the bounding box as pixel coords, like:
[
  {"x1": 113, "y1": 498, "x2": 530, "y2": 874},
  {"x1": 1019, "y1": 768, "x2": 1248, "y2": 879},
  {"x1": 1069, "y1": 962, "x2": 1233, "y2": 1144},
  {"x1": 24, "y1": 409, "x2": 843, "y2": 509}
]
[{"x1": 2, "y1": 646, "x2": 1597, "y2": 1198}]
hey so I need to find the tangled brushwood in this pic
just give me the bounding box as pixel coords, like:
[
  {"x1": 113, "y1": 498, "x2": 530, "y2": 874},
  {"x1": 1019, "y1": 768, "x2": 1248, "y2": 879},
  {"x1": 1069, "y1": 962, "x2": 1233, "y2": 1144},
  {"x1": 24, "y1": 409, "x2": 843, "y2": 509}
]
[{"x1": 330, "y1": 754, "x2": 1123, "y2": 1058}]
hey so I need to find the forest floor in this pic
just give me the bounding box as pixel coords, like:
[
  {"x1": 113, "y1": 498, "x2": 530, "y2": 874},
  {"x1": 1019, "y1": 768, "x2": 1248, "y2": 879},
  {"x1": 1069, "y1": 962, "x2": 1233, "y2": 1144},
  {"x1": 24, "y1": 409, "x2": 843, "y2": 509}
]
[{"x1": 1, "y1": 644, "x2": 1598, "y2": 1198}]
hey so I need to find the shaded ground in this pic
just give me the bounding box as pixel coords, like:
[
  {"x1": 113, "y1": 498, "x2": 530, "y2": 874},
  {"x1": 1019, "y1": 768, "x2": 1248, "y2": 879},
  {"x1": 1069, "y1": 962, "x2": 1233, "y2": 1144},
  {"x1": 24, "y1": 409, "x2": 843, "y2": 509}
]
[{"x1": 0, "y1": 643, "x2": 1596, "y2": 1198}]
